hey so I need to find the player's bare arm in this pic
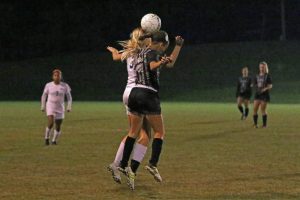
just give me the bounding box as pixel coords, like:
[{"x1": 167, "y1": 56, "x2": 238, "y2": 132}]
[
  {"x1": 107, "y1": 46, "x2": 122, "y2": 61},
  {"x1": 261, "y1": 84, "x2": 273, "y2": 92},
  {"x1": 149, "y1": 56, "x2": 172, "y2": 70},
  {"x1": 166, "y1": 36, "x2": 184, "y2": 68}
]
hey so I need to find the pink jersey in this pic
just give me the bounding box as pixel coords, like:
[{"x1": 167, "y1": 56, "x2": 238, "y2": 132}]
[{"x1": 41, "y1": 81, "x2": 72, "y2": 113}]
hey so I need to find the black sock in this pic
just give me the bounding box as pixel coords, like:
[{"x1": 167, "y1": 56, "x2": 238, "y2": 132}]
[
  {"x1": 262, "y1": 114, "x2": 267, "y2": 126},
  {"x1": 130, "y1": 159, "x2": 140, "y2": 173},
  {"x1": 120, "y1": 136, "x2": 136, "y2": 169},
  {"x1": 238, "y1": 106, "x2": 244, "y2": 114},
  {"x1": 149, "y1": 138, "x2": 163, "y2": 167},
  {"x1": 253, "y1": 114, "x2": 258, "y2": 125},
  {"x1": 245, "y1": 108, "x2": 249, "y2": 117}
]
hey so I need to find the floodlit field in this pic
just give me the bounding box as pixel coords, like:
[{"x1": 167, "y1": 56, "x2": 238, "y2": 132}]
[{"x1": 0, "y1": 102, "x2": 299, "y2": 200}]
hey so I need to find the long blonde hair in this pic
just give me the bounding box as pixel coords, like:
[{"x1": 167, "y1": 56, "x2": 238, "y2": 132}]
[
  {"x1": 260, "y1": 61, "x2": 269, "y2": 74},
  {"x1": 118, "y1": 27, "x2": 150, "y2": 61}
]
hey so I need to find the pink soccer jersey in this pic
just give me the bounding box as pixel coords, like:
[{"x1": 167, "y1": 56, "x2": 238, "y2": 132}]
[{"x1": 41, "y1": 81, "x2": 72, "y2": 113}]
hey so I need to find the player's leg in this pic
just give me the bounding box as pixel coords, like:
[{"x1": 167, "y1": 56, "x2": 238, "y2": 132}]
[
  {"x1": 237, "y1": 97, "x2": 244, "y2": 119},
  {"x1": 120, "y1": 114, "x2": 143, "y2": 169},
  {"x1": 244, "y1": 99, "x2": 250, "y2": 119},
  {"x1": 119, "y1": 114, "x2": 143, "y2": 190},
  {"x1": 45, "y1": 115, "x2": 54, "y2": 145},
  {"x1": 108, "y1": 115, "x2": 129, "y2": 184},
  {"x1": 261, "y1": 101, "x2": 268, "y2": 128},
  {"x1": 108, "y1": 134, "x2": 127, "y2": 184},
  {"x1": 130, "y1": 118, "x2": 151, "y2": 174},
  {"x1": 253, "y1": 100, "x2": 260, "y2": 128},
  {"x1": 145, "y1": 114, "x2": 165, "y2": 182},
  {"x1": 52, "y1": 118, "x2": 63, "y2": 145}
]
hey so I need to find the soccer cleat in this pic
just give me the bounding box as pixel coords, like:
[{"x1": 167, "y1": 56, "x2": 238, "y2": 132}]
[
  {"x1": 145, "y1": 164, "x2": 162, "y2": 182},
  {"x1": 107, "y1": 163, "x2": 121, "y2": 184},
  {"x1": 241, "y1": 115, "x2": 245, "y2": 120},
  {"x1": 117, "y1": 167, "x2": 135, "y2": 190},
  {"x1": 262, "y1": 125, "x2": 267, "y2": 128},
  {"x1": 45, "y1": 139, "x2": 50, "y2": 146},
  {"x1": 124, "y1": 167, "x2": 135, "y2": 190},
  {"x1": 253, "y1": 124, "x2": 258, "y2": 128},
  {"x1": 117, "y1": 167, "x2": 127, "y2": 176},
  {"x1": 51, "y1": 141, "x2": 57, "y2": 145}
]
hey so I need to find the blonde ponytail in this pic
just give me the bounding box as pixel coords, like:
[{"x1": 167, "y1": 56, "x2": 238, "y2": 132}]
[{"x1": 118, "y1": 27, "x2": 150, "y2": 61}]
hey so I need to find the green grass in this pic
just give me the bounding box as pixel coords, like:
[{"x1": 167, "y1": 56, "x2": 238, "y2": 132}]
[{"x1": 0, "y1": 102, "x2": 300, "y2": 200}]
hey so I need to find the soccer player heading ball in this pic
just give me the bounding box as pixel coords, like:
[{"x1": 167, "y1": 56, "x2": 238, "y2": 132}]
[
  {"x1": 107, "y1": 26, "x2": 184, "y2": 190},
  {"x1": 41, "y1": 69, "x2": 72, "y2": 145},
  {"x1": 117, "y1": 31, "x2": 183, "y2": 190}
]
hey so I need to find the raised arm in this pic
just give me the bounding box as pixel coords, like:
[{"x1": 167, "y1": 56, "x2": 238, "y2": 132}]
[
  {"x1": 166, "y1": 36, "x2": 184, "y2": 68},
  {"x1": 41, "y1": 85, "x2": 48, "y2": 111},
  {"x1": 107, "y1": 46, "x2": 122, "y2": 61}
]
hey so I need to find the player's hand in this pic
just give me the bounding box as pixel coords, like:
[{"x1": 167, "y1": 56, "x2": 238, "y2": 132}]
[
  {"x1": 107, "y1": 46, "x2": 119, "y2": 54},
  {"x1": 175, "y1": 36, "x2": 184, "y2": 46},
  {"x1": 261, "y1": 88, "x2": 268, "y2": 93},
  {"x1": 160, "y1": 56, "x2": 172, "y2": 65}
]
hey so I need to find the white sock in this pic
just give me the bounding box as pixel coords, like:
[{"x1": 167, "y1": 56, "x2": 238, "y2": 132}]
[
  {"x1": 113, "y1": 142, "x2": 125, "y2": 166},
  {"x1": 45, "y1": 127, "x2": 51, "y2": 139},
  {"x1": 52, "y1": 130, "x2": 61, "y2": 142},
  {"x1": 132, "y1": 143, "x2": 147, "y2": 163}
]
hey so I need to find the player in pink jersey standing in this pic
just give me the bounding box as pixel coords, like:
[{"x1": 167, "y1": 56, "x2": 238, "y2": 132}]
[{"x1": 41, "y1": 69, "x2": 72, "y2": 145}]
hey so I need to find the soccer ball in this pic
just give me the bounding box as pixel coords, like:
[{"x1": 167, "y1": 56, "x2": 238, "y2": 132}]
[{"x1": 141, "y1": 13, "x2": 161, "y2": 34}]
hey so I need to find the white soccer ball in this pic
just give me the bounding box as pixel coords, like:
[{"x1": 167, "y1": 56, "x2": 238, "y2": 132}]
[{"x1": 141, "y1": 13, "x2": 161, "y2": 34}]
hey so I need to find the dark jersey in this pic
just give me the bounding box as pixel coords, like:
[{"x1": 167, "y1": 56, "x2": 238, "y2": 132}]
[
  {"x1": 133, "y1": 48, "x2": 161, "y2": 91},
  {"x1": 254, "y1": 74, "x2": 272, "y2": 95},
  {"x1": 236, "y1": 76, "x2": 252, "y2": 96}
]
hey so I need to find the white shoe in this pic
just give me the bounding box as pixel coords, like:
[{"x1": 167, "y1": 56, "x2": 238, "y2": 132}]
[
  {"x1": 124, "y1": 167, "x2": 135, "y2": 190},
  {"x1": 145, "y1": 165, "x2": 162, "y2": 182},
  {"x1": 107, "y1": 163, "x2": 121, "y2": 184}
]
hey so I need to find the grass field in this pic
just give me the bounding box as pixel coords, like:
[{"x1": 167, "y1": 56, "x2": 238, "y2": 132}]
[{"x1": 0, "y1": 102, "x2": 300, "y2": 200}]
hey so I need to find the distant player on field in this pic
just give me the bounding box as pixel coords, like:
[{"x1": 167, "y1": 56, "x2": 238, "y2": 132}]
[
  {"x1": 41, "y1": 69, "x2": 72, "y2": 145},
  {"x1": 253, "y1": 62, "x2": 272, "y2": 128},
  {"x1": 236, "y1": 66, "x2": 252, "y2": 120}
]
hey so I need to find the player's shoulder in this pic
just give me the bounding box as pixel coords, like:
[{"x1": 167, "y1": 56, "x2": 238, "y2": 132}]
[
  {"x1": 60, "y1": 82, "x2": 71, "y2": 90},
  {"x1": 45, "y1": 82, "x2": 53, "y2": 87},
  {"x1": 145, "y1": 48, "x2": 160, "y2": 60},
  {"x1": 147, "y1": 49, "x2": 159, "y2": 55},
  {"x1": 60, "y1": 82, "x2": 70, "y2": 87}
]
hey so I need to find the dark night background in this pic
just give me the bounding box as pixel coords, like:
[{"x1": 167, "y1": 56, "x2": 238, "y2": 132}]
[
  {"x1": 0, "y1": 0, "x2": 299, "y2": 102},
  {"x1": 1, "y1": 0, "x2": 299, "y2": 61}
]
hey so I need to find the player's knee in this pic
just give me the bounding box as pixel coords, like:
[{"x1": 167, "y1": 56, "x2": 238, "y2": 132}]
[
  {"x1": 138, "y1": 134, "x2": 150, "y2": 146},
  {"x1": 154, "y1": 131, "x2": 164, "y2": 139},
  {"x1": 48, "y1": 122, "x2": 54, "y2": 129},
  {"x1": 261, "y1": 110, "x2": 267, "y2": 115},
  {"x1": 128, "y1": 131, "x2": 139, "y2": 138}
]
